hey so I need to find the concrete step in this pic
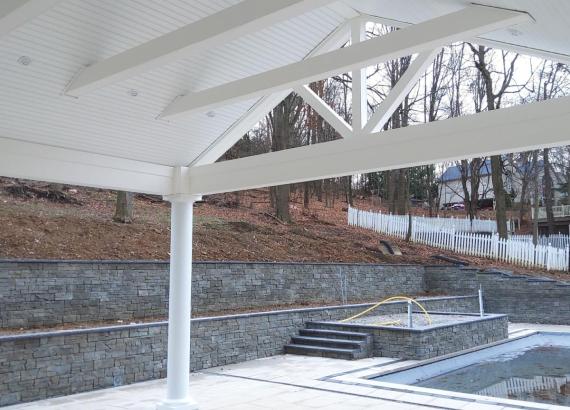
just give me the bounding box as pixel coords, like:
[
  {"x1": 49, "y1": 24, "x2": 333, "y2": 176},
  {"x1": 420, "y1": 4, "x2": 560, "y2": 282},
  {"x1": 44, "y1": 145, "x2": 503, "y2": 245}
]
[
  {"x1": 299, "y1": 328, "x2": 370, "y2": 341},
  {"x1": 284, "y1": 344, "x2": 359, "y2": 360},
  {"x1": 291, "y1": 335, "x2": 364, "y2": 350}
]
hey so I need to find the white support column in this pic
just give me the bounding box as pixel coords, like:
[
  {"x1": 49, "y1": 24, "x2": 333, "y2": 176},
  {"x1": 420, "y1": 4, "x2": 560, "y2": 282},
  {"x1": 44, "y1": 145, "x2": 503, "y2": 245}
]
[
  {"x1": 350, "y1": 18, "x2": 367, "y2": 134},
  {"x1": 158, "y1": 194, "x2": 202, "y2": 410}
]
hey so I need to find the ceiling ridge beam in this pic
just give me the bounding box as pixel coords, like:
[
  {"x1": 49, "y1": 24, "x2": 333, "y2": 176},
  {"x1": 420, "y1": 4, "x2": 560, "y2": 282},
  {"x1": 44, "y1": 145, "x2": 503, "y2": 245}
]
[
  {"x1": 0, "y1": 0, "x2": 62, "y2": 39},
  {"x1": 294, "y1": 85, "x2": 352, "y2": 139},
  {"x1": 185, "y1": 95, "x2": 570, "y2": 195},
  {"x1": 362, "y1": 48, "x2": 441, "y2": 135},
  {"x1": 65, "y1": 0, "x2": 333, "y2": 97},
  {"x1": 0, "y1": 137, "x2": 173, "y2": 195},
  {"x1": 162, "y1": 5, "x2": 531, "y2": 119},
  {"x1": 189, "y1": 17, "x2": 353, "y2": 167}
]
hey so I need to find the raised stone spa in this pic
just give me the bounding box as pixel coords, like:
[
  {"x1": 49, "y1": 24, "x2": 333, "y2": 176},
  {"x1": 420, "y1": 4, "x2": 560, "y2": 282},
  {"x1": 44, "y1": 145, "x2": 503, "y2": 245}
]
[{"x1": 306, "y1": 312, "x2": 509, "y2": 360}]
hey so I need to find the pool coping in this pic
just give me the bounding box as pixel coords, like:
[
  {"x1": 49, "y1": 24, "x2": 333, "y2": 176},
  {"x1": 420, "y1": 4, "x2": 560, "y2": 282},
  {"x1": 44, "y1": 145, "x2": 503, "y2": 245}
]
[{"x1": 320, "y1": 330, "x2": 570, "y2": 410}]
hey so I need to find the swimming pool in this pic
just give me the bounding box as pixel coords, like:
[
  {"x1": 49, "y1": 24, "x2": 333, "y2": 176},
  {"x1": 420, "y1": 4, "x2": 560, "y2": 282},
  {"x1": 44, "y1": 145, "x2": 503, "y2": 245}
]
[{"x1": 372, "y1": 332, "x2": 570, "y2": 406}]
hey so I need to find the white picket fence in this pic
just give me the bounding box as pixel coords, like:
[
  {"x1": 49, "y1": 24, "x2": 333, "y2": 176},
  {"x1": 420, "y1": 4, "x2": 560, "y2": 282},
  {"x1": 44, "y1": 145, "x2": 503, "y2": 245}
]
[
  {"x1": 510, "y1": 234, "x2": 570, "y2": 250},
  {"x1": 348, "y1": 207, "x2": 569, "y2": 272}
]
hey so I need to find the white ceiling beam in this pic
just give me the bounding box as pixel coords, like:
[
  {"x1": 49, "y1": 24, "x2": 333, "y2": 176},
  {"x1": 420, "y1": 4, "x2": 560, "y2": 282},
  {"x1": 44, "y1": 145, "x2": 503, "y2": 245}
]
[
  {"x1": 185, "y1": 95, "x2": 570, "y2": 195},
  {"x1": 162, "y1": 5, "x2": 530, "y2": 119},
  {"x1": 363, "y1": 14, "x2": 570, "y2": 66},
  {"x1": 190, "y1": 17, "x2": 352, "y2": 167},
  {"x1": 0, "y1": 0, "x2": 61, "y2": 38},
  {"x1": 0, "y1": 137, "x2": 173, "y2": 195},
  {"x1": 362, "y1": 49, "x2": 441, "y2": 134},
  {"x1": 65, "y1": 0, "x2": 333, "y2": 97},
  {"x1": 350, "y1": 18, "x2": 367, "y2": 133},
  {"x1": 294, "y1": 85, "x2": 353, "y2": 139}
]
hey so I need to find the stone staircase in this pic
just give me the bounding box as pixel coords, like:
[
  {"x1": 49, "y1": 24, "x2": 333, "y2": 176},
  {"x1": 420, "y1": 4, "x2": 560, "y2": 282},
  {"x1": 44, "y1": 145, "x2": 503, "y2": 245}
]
[{"x1": 284, "y1": 323, "x2": 373, "y2": 360}]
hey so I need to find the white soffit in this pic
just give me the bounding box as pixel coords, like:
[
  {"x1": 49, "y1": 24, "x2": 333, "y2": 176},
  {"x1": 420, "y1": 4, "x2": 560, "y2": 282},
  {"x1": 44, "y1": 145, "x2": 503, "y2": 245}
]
[{"x1": 0, "y1": 0, "x2": 347, "y2": 167}]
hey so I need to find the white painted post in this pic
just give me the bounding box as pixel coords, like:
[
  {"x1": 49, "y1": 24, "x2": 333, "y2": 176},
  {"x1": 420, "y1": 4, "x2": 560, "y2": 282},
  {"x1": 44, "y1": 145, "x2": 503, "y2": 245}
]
[
  {"x1": 158, "y1": 194, "x2": 202, "y2": 410},
  {"x1": 407, "y1": 301, "x2": 413, "y2": 328}
]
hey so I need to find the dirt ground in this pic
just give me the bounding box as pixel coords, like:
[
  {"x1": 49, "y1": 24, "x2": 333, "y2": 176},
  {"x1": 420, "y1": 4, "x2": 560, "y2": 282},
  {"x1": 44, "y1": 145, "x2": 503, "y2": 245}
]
[{"x1": 0, "y1": 178, "x2": 567, "y2": 280}]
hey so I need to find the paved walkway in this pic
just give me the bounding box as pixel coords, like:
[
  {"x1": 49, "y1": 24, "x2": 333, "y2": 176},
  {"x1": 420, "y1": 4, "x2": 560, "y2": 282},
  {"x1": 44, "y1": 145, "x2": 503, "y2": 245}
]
[{"x1": 7, "y1": 324, "x2": 570, "y2": 410}]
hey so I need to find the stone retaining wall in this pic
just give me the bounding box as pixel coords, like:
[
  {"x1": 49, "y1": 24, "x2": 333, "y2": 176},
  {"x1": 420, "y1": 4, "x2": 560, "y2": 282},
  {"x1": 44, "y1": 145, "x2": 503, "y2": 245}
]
[
  {"x1": 0, "y1": 296, "x2": 477, "y2": 406},
  {"x1": 0, "y1": 260, "x2": 425, "y2": 329},
  {"x1": 424, "y1": 266, "x2": 570, "y2": 324}
]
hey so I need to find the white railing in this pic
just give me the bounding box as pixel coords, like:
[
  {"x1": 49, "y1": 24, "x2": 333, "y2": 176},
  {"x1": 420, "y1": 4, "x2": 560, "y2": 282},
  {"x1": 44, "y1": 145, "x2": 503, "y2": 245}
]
[
  {"x1": 532, "y1": 204, "x2": 570, "y2": 220},
  {"x1": 510, "y1": 234, "x2": 570, "y2": 250},
  {"x1": 348, "y1": 207, "x2": 569, "y2": 272}
]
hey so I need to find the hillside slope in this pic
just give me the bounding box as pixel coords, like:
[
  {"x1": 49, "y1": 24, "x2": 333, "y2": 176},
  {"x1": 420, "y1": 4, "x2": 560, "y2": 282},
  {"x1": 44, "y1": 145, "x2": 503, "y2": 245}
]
[{"x1": 0, "y1": 178, "x2": 565, "y2": 279}]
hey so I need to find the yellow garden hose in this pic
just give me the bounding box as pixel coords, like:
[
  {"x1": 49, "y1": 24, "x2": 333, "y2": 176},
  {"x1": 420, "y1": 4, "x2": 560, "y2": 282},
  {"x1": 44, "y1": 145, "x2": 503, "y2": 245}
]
[
  {"x1": 375, "y1": 320, "x2": 401, "y2": 326},
  {"x1": 340, "y1": 296, "x2": 432, "y2": 325}
]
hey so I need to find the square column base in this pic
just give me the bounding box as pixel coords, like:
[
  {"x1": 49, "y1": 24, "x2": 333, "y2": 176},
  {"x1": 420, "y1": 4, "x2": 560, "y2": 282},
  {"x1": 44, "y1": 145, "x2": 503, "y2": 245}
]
[{"x1": 157, "y1": 397, "x2": 199, "y2": 410}]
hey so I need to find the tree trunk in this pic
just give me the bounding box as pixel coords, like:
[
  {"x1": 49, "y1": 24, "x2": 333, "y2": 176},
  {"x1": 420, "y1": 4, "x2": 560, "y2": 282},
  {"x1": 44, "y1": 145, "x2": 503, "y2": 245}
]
[
  {"x1": 303, "y1": 182, "x2": 310, "y2": 209},
  {"x1": 345, "y1": 176, "x2": 353, "y2": 206},
  {"x1": 543, "y1": 148, "x2": 556, "y2": 235},
  {"x1": 274, "y1": 184, "x2": 290, "y2": 222},
  {"x1": 491, "y1": 155, "x2": 508, "y2": 238},
  {"x1": 113, "y1": 191, "x2": 134, "y2": 223}
]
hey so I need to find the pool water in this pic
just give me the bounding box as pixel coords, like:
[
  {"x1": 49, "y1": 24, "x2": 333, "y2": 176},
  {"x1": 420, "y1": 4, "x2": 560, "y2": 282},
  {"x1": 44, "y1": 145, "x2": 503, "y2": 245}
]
[{"x1": 416, "y1": 345, "x2": 570, "y2": 406}]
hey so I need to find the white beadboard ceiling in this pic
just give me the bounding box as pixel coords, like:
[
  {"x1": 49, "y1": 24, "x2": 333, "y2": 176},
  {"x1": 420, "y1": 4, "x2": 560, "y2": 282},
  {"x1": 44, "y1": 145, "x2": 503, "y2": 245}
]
[{"x1": 0, "y1": 0, "x2": 568, "y2": 167}]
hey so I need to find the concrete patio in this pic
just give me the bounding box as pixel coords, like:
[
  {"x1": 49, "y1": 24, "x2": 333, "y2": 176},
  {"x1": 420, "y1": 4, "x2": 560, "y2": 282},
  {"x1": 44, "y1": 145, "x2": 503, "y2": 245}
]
[{"x1": 7, "y1": 323, "x2": 569, "y2": 410}]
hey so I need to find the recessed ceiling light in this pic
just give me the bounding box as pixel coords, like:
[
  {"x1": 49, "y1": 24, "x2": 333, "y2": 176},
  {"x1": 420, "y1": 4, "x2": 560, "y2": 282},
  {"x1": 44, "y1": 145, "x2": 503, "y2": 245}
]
[
  {"x1": 507, "y1": 28, "x2": 523, "y2": 37},
  {"x1": 17, "y1": 56, "x2": 32, "y2": 66},
  {"x1": 206, "y1": 111, "x2": 216, "y2": 118},
  {"x1": 127, "y1": 89, "x2": 138, "y2": 97}
]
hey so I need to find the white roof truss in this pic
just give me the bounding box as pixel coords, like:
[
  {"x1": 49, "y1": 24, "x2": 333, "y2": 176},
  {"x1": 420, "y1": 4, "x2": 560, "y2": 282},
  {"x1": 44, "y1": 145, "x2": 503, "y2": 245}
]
[
  {"x1": 185, "y1": 95, "x2": 570, "y2": 195},
  {"x1": 191, "y1": 15, "x2": 354, "y2": 166},
  {"x1": 362, "y1": 48, "x2": 442, "y2": 134},
  {"x1": 294, "y1": 85, "x2": 353, "y2": 139},
  {"x1": 350, "y1": 17, "x2": 367, "y2": 132},
  {"x1": 162, "y1": 5, "x2": 531, "y2": 119},
  {"x1": 0, "y1": 0, "x2": 62, "y2": 39},
  {"x1": 65, "y1": 0, "x2": 335, "y2": 97}
]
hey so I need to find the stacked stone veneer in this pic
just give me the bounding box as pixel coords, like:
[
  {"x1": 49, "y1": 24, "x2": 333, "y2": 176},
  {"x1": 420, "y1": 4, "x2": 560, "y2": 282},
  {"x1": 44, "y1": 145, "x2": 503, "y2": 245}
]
[
  {"x1": 0, "y1": 296, "x2": 476, "y2": 406},
  {"x1": 309, "y1": 313, "x2": 508, "y2": 360},
  {"x1": 0, "y1": 260, "x2": 424, "y2": 329},
  {"x1": 424, "y1": 266, "x2": 570, "y2": 324}
]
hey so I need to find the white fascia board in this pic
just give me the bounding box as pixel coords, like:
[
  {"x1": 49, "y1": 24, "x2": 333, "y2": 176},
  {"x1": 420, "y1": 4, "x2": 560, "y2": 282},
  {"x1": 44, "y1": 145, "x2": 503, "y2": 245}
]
[
  {"x1": 294, "y1": 85, "x2": 353, "y2": 139},
  {"x1": 185, "y1": 95, "x2": 570, "y2": 195},
  {"x1": 65, "y1": 0, "x2": 333, "y2": 96},
  {"x1": 0, "y1": 0, "x2": 62, "y2": 39},
  {"x1": 162, "y1": 5, "x2": 530, "y2": 119},
  {"x1": 0, "y1": 137, "x2": 173, "y2": 195},
  {"x1": 190, "y1": 18, "x2": 352, "y2": 167},
  {"x1": 362, "y1": 49, "x2": 441, "y2": 134}
]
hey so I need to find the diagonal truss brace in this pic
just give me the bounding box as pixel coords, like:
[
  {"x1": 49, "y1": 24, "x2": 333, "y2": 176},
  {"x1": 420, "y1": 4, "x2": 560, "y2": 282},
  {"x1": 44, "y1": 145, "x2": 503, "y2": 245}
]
[
  {"x1": 362, "y1": 49, "x2": 442, "y2": 134},
  {"x1": 294, "y1": 85, "x2": 353, "y2": 139}
]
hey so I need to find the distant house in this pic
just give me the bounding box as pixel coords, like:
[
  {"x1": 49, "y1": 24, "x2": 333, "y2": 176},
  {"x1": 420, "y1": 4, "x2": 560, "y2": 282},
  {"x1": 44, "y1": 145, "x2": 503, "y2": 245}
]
[
  {"x1": 439, "y1": 160, "x2": 494, "y2": 207},
  {"x1": 438, "y1": 159, "x2": 564, "y2": 208}
]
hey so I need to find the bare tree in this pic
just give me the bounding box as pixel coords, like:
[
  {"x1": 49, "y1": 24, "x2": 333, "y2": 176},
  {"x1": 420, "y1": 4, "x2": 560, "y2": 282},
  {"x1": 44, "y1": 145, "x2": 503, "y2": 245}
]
[
  {"x1": 113, "y1": 191, "x2": 134, "y2": 223},
  {"x1": 267, "y1": 94, "x2": 304, "y2": 222},
  {"x1": 470, "y1": 45, "x2": 521, "y2": 238}
]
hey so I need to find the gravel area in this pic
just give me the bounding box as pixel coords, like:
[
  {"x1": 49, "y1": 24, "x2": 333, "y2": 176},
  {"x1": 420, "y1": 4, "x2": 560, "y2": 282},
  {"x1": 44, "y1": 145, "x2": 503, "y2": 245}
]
[{"x1": 339, "y1": 313, "x2": 478, "y2": 328}]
